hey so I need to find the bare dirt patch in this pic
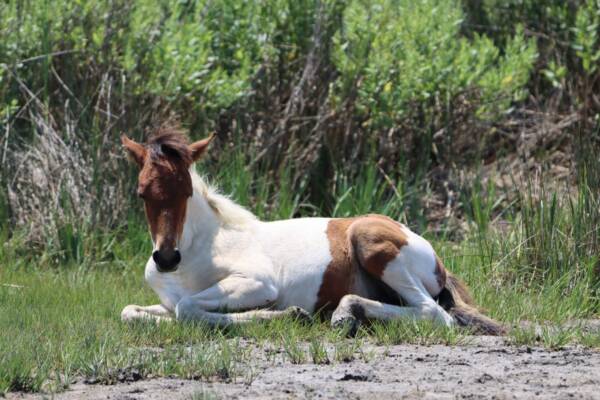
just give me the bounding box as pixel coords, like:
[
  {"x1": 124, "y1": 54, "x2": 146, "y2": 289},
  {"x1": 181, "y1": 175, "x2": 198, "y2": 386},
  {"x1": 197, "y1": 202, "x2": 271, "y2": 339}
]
[{"x1": 7, "y1": 336, "x2": 600, "y2": 400}]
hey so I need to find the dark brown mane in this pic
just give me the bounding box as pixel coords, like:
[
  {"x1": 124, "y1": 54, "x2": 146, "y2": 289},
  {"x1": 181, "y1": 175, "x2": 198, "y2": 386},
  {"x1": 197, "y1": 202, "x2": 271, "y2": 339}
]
[{"x1": 147, "y1": 124, "x2": 192, "y2": 164}]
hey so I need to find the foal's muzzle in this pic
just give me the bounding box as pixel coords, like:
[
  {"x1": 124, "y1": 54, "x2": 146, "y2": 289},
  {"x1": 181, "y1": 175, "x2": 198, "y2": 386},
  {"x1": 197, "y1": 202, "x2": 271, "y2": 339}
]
[{"x1": 152, "y1": 248, "x2": 181, "y2": 272}]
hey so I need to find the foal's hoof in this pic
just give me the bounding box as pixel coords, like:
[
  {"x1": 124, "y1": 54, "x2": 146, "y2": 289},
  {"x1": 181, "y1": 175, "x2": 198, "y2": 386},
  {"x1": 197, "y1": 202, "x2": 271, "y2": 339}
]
[
  {"x1": 331, "y1": 315, "x2": 360, "y2": 338},
  {"x1": 285, "y1": 306, "x2": 312, "y2": 324},
  {"x1": 121, "y1": 305, "x2": 141, "y2": 322}
]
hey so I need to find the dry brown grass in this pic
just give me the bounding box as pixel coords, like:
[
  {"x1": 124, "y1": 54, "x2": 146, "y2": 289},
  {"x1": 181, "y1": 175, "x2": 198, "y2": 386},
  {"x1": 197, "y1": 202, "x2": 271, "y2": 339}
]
[{"x1": 6, "y1": 105, "x2": 128, "y2": 245}]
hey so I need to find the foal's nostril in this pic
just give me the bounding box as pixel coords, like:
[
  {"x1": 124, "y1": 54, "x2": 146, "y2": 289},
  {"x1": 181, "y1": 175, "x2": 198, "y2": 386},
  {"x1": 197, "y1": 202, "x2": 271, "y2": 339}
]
[
  {"x1": 173, "y1": 249, "x2": 181, "y2": 265},
  {"x1": 152, "y1": 250, "x2": 162, "y2": 265},
  {"x1": 152, "y1": 248, "x2": 181, "y2": 272}
]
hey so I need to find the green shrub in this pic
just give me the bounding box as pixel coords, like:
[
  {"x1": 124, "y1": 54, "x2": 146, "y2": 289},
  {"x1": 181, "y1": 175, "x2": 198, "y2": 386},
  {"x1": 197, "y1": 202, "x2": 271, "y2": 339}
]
[
  {"x1": 0, "y1": 0, "x2": 598, "y2": 271},
  {"x1": 462, "y1": 0, "x2": 600, "y2": 97},
  {"x1": 331, "y1": 0, "x2": 537, "y2": 131}
]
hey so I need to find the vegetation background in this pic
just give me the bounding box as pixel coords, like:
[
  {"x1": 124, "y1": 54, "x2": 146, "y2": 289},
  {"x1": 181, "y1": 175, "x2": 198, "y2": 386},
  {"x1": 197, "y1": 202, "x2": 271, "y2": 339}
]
[{"x1": 1, "y1": 0, "x2": 600, "y2": 394}]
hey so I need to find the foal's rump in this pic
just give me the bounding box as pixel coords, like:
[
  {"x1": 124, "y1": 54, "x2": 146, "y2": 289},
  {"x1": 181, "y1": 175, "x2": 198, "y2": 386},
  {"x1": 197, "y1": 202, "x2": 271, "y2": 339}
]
[{"x1": 348, "y1": 215, "x2": 444, "y2": 295}]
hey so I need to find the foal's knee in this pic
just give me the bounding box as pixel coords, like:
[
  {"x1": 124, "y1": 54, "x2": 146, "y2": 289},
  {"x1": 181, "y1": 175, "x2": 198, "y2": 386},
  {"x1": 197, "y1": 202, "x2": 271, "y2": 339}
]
[
  {"x1": 334, "y1": 294, "x2": 366, "y2": 319},
  {"x1": 175, "y1": 297, "x2": 212, "y2": 322},
  {"x1": 174, "y1": 297, "x2": 196, "y2": 321},
  {"x1": 337, "y1": 294, "x2": 362, "y2": 309}
]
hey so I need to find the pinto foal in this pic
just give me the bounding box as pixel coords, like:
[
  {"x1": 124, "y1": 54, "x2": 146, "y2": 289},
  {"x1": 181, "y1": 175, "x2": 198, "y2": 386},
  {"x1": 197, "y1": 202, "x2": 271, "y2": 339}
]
[{"x1": 121, "y1": 126, "x2": 504, "y2": 335}]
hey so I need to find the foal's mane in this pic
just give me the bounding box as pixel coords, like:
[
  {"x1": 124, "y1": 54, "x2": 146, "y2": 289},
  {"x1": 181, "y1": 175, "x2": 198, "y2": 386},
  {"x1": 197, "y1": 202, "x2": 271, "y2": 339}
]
[
  {"x1": 146, "y1": 123, "x2": 257, "y2": 228},
  {"x1": 190, "y1": 169, "x2": 257, "y2": 228},
  {"x1": 147, "y1": 124, "x2": 193, "y2": 165}
]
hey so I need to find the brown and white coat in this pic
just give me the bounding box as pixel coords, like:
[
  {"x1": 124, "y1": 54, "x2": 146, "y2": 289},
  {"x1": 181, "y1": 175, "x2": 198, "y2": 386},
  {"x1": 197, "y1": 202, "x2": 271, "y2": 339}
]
[{"x1": 121, "y1": 128, "x2": 504, "y2": 335}]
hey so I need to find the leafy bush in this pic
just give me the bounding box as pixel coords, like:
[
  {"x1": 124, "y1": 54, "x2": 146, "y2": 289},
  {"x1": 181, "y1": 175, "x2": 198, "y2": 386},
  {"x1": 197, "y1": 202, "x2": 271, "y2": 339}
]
[
  {"x1": 462, "y1": 0, "x2": 600, "y2": 101},
  {"x1": 332, "y1": 0, "x2": 536, "y2": 127},
  {"x1": 0, "y1": 0, "x2": 598, "y2": 269}
]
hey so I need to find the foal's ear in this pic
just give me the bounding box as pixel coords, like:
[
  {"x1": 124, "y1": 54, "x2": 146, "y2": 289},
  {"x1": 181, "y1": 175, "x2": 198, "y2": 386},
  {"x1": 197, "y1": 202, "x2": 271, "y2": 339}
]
[
  {"x1": 121, "y1": 135, "x2": 146, "y2": 167},
  {"x1": 189, "y1": 133, "x2": 215, "y2": 162}
]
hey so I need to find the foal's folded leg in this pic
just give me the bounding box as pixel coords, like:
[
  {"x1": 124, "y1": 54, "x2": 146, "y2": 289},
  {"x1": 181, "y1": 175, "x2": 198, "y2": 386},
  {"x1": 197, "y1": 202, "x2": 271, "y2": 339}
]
[
  {"x1": 331, "y1": 293, "x2": 453, "y2": 336},
  {"x1": 121, "y1": 304, "x2": 173, "y2": 323},
  {"x1": 175, "y1": 306, "x2": 311, "y2": 327},
  {"x1": 174, "y1": 276, "x2": 310, "y2": 326}
]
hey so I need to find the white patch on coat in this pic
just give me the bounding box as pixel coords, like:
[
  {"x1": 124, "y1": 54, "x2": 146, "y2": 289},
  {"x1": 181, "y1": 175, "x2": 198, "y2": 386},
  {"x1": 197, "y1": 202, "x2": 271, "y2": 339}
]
[
  {"x1": 255, "y1": 218, "x2": 332, "y2": 312},
  {"x1": 394, "y1": 224, "x2": 441, "y2": 297}
]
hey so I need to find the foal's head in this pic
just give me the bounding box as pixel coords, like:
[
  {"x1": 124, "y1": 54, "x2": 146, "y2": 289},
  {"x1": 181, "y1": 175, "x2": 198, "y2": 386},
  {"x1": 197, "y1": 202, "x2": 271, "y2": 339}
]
[{"x1": 121, "y1": 126, "x2": 214, "y2": 272}]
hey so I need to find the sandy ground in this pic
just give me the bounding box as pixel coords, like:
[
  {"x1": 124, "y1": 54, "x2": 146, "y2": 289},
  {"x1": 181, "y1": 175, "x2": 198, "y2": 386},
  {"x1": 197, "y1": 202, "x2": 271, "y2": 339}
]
[{"x1": 7, "y1": 336, "x2": 600, "y2": 400}]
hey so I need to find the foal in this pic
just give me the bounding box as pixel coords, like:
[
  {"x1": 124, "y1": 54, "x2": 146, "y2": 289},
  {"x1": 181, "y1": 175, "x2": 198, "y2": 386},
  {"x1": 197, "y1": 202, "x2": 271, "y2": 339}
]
[{"x1": 121, "y1": 126, "x2": 504, "y2": 335}]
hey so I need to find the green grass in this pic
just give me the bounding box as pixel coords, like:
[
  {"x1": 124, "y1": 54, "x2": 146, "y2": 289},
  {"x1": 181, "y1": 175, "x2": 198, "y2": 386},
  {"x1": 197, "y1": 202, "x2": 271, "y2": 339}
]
[
  {"x1": 1, "y1": 147, "x2": 599, "y2": 395},
  {"x1": 0, "y1": 262, "x2": 374, "y2": 393},
  {"x1": 1, "y1": 212, "x2": 599, "y2": 394}
]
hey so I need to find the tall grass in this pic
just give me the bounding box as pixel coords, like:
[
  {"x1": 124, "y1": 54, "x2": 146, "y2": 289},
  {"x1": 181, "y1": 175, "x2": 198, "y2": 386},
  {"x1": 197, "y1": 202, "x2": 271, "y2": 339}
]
[
  {"x1": 4, "y1": 0, "x2": 591, "y2": 248},
  {"x1": 1, "y1": 157, "x2": 599, "y2": 394}
]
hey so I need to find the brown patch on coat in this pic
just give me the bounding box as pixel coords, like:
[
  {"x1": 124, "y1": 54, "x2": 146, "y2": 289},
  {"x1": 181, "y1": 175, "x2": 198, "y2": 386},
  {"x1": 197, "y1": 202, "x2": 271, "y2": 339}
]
[
  {"x1": 349, "y1": 215, "x2": 408, "y2": 278},
  {"x1": 314, "y1": 218, "x2": 357, "y2": 312},
  {"x1": 434, "y1": 255, "x2": 447, "y2": 290},
  {"x1": 314, "y1": 215, "x2": 409, "y2": 312}
]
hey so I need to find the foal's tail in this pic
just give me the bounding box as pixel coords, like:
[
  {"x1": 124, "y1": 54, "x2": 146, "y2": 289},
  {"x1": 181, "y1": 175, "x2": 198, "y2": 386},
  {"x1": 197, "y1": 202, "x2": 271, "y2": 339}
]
[{"x1": 437, "y1": 273, "x2": 506, "y2": 336}]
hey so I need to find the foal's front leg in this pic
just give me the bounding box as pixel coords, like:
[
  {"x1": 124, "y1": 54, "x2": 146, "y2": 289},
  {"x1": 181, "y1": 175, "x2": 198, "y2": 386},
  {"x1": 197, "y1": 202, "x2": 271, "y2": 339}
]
[
  {"x1": 175, "y1": 276, "x2": 309, "y2": 326},
  {"x1": 121, "y1": 304, "x2": 173, "y2": 323}
]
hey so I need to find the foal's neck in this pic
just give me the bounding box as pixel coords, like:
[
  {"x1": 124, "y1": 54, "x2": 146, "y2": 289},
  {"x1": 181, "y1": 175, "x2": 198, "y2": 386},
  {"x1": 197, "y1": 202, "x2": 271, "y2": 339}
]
[
  {"x1": 175, "y1": 187, "x2": 220, "y2": 259},
  {"x1": 181, "y1": 169, "x2": 259, "y2": 255},
  {"x1": 185, "y1": 185, "x2": 221, "y2": 238}
]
